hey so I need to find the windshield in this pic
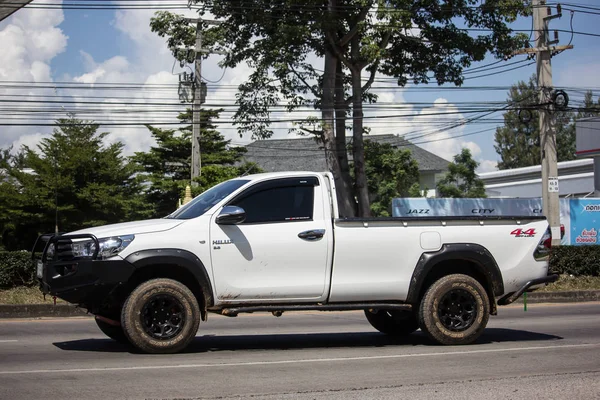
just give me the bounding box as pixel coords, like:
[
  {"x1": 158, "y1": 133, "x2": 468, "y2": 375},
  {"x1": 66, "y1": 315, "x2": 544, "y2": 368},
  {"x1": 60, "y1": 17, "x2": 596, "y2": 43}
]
[{"x1": 167, "y1": 179, "x2": 249, "y2": 220}]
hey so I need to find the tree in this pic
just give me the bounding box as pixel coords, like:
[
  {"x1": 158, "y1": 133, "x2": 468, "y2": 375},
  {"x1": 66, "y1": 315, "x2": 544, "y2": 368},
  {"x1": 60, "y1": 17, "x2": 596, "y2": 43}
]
[
  {"x1": 0, "y1": 117, "x2": 150, "y2": 250},
  {"x1": 151, "y1": 0, "x2": 528, "y2": 217},
  {"x1": 436, "y1": 148, "x2": 486, "y2": 198},
  {"x1": 131, "y1": 109, "x2": 261, "y2": 217},
  {"x1": 495, "y1": 76, "x2": 600, "y2": 169},
  {"x1": 359, "y1": 140, "x2": 420, "y2": 216}
]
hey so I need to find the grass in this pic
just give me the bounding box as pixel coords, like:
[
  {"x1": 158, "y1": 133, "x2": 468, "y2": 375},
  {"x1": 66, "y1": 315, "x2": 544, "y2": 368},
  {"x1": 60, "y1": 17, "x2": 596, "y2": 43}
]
[
  {"x1": 0, "y1": 286, "x2": 65, "y2": 305},
  {"x1": 1, "y1": 275, "x2": 599, "y2": 304},
  {"x1": 538, "y1": 275, "x2": 600, "y2": 292}
]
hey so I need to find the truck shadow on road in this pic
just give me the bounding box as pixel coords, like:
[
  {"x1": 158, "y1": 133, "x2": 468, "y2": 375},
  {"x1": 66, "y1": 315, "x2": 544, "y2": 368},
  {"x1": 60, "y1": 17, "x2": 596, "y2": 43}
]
[{"x1": 53, "y1": 328, "x2": 563, "y2": 354}]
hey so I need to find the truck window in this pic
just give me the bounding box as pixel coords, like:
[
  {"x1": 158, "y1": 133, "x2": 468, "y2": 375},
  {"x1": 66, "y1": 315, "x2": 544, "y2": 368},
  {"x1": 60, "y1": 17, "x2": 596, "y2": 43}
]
[
  {"x1": 231, "y1": 185, "x2": 314, "y2": 224},
  {"x1": 167, "y1": 179, "x2": 249, "y2": 220}
]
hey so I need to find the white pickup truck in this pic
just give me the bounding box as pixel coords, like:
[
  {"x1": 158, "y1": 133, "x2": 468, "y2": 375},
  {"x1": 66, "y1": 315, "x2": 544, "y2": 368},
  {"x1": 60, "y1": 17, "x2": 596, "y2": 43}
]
[{"x1": 35, "y1": 171, "x2": 557, "y2": 353}]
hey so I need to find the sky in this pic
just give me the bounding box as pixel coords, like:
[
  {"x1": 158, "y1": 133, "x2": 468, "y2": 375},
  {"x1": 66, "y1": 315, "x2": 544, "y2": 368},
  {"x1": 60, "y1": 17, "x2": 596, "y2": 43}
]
[{"x1": 1, "y1": 0, "x2": 600, "y2": 174}]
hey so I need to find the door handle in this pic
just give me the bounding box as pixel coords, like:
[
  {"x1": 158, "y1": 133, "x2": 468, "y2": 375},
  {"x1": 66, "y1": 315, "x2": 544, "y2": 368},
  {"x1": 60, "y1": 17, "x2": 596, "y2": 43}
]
[{"x1": 298, "y1": 229, "x2": 325, "y2": 241}]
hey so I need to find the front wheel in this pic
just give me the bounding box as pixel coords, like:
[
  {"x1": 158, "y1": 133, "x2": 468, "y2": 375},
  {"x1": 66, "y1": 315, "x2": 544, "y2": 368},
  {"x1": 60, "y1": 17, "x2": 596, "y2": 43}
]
[
  {"x1": 364, "y1": 309, "x2": 419, "y2": 336},
  {"x1": 418, "y1": 274, "x2": 490, "y2": 345},
  {"x1": 121, "y1": 278, "x2": 201, "y2": 354}
]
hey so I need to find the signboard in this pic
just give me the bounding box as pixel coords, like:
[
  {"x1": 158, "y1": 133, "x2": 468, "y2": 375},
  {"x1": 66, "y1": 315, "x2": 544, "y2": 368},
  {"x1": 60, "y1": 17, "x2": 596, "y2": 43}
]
[
  {"x1": 548, "y1": 177, "x2": 559, "y2": 193},
  {"x1": 569, "y1": 199, "x2": 600, "y2": 246},
  {"x1": 391, "y1": 198, "x2": 575, "y2": 245}
]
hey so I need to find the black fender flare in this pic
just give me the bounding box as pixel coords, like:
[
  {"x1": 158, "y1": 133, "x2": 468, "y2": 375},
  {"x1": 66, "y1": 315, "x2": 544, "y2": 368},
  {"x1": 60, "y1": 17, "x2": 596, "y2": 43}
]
[
  {"x1": 124, "y1": 249, "x2": 214, "y2": 308},
  {"x1": 405, "y1": 243, "x2": 504, "y2": 305}
]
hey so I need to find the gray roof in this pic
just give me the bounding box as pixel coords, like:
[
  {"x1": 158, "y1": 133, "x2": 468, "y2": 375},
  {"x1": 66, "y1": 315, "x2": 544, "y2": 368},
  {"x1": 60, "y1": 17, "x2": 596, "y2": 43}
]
[
  {"x1": 0, "y1": 0, "x2": 32, "y2": 22},
  {"x1": 242, "y1": 135, "x2": 450, "y2": 173}
]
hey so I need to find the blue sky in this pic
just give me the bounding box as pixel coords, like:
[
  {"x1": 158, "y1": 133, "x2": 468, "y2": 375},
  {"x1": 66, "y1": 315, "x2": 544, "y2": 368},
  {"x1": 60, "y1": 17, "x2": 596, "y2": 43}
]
[{"x1": 1, "y1": 0, "x2": 600, "y2": 173}]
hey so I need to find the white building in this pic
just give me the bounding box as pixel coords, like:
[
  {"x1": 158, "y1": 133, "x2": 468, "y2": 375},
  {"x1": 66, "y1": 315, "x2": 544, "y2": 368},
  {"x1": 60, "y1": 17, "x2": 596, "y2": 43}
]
[{"x1": 479, "y1": 159, "x2": 594, "y2": 198}]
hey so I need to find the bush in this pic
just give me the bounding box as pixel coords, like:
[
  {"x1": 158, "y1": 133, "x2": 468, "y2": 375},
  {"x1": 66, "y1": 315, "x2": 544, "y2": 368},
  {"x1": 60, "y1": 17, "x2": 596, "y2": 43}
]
[
  {"x1": 550, "y1": 246, "x2": 600, "y2": 277},
  {"x1": 0, "y1": 251, "x2": 36, "y2": 288}
]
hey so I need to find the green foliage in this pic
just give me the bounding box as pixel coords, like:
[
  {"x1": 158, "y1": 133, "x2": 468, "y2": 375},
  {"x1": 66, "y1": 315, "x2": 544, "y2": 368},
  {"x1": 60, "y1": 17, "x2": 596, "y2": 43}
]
[
  {"x1": 408, "y1": 182, "x2": 428, "y2": 198},
  {"x1": 0, "y1": 251, "x2": 35, "y2": 288},
  {"x1": 132, "y1": 109, "x2": 262, "y2": 217},
  {"x1": 1, "y1": 117, "x2": 150, "y2": 250},
  {"x1": 436, "y1": 148, "x2": 486, "y2": 198},
  {"x1": 550, "y1": 246, "x2": 600, "y2": 277},
  {"x1": 494, "y1": 76, "x2": 600, "y2": 170},
  {"x1": 359, "y1": 140, "x2": 420, "y2": 217}
]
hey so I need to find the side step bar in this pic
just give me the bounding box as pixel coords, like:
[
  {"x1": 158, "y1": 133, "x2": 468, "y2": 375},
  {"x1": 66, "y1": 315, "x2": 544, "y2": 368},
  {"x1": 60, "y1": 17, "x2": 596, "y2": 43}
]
[
  {"x1": 217, "y1": 303, "x2": 413, "y2": 317},
  {"x1": 498, "y1": 274, "x2": 559, "y2": 305}
]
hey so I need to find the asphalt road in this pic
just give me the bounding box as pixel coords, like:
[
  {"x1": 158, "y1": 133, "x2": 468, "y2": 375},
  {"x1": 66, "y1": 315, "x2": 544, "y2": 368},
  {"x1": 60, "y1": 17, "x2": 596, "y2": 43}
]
[{"x1": 0, "y1": 303, "x2": 599, "y2": 400}]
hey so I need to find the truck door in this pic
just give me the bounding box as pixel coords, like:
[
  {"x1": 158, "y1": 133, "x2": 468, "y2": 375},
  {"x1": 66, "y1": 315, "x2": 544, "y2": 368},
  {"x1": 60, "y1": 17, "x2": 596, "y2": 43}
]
[{"x1": 209, "y1": 177, "x2": 331, "y2": 302}]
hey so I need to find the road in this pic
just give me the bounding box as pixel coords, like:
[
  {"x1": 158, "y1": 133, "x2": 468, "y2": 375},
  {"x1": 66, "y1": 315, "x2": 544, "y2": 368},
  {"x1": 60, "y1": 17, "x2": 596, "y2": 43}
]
[{"x1": 0, "y1": 303, "x2": 599, "y2": 400}]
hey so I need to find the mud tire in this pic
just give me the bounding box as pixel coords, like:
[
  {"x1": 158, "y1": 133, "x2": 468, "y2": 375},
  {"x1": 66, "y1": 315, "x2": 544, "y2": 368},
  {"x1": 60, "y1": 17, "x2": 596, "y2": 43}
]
[
  {"x1": 95, "y1": 316, "x2": 129, "y2": 344},
  {"x1": 418, "y1": 274, "x2": 490, "y2": 345},
  {"x1": 364, "y1": 310, "x2": 419, "y2": 336},
  {"x1": 121, "y1": 278, "x2": 200, "y2": 354}
]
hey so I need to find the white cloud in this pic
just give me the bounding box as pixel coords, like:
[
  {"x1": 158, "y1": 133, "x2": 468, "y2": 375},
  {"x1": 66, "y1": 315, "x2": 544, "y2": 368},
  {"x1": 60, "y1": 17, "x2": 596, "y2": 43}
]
[
  {"x1": 10, "y1": 132, "x2": 51, "y2": 152},
  {"x1": 0, "y1": 2, "x2": 67, "y2": 150},
  {"x1": 477, "y1": 159, "x2": 498, "y2": 174}
]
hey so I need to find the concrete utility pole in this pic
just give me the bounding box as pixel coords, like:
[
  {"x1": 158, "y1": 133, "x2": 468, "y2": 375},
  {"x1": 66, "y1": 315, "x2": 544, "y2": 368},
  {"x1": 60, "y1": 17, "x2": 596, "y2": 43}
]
[
  {"x1": 516, "y1": 0, "x2": 572, "y2": 245},
  {"x1": 191, "y1": 19, "x2": 202, "y2": 186},
  {"x1": 182, "y1": 18, "x2": 223, "y2": 187}
]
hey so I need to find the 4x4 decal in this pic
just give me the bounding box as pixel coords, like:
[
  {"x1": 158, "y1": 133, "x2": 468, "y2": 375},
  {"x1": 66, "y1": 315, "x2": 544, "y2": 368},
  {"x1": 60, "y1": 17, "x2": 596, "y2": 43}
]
[{"x1": 511, "y1": 228, "x2": 536, "y2": 238}]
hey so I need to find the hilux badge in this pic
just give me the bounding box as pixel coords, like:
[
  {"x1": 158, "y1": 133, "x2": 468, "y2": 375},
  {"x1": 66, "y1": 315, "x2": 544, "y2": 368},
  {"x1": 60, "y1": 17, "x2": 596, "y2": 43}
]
[{"x1": 212, "y1": 239, "x2": 233, "y2": 245}]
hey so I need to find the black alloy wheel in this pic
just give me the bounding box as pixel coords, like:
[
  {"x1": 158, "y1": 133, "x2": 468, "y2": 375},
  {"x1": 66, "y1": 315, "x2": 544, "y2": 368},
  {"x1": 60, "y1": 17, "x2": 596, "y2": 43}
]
[
  {"x1": 437, "y1": 289, "x2": 477, "y2": 331},
  {"x1": 141, "y1": 294, "x2": 186, "y2": 340}
]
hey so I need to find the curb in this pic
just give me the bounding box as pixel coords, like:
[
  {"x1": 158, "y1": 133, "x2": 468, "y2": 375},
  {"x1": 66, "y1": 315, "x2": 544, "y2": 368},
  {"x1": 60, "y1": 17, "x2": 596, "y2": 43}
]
[
  {"x1": 1, "y1": 290, "x2": 599, "y2": 319},
  {"x1": 0, "y1": 304, "x2": 88, "y2": 319},
  {"x1": 513, "y1": 290, "x2": 600, "y2": 304}
]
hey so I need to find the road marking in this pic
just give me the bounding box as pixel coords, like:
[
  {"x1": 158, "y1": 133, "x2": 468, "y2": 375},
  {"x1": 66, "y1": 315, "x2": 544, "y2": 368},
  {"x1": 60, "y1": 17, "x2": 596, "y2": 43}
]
[
  {"x1": 0, "y1": 340, "x2": 17, "y2": 343},
  {"x1": 0, "y1": 343, "x2": 598, "y2": 375}
]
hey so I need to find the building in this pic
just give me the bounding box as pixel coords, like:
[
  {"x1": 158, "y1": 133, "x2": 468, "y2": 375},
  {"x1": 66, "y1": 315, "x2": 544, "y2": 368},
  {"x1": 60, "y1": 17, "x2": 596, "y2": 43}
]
[
  {"x1": 241, "y1": 135, "x2": 450, "y2": 191},
  {"x1": 479, "y1": 159, "x2": 594, "y2": 198}
]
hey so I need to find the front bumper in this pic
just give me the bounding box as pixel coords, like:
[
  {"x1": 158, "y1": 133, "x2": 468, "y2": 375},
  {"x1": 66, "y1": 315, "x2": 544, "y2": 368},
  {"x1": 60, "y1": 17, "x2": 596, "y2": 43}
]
[
  {"x1": 33, "y1": 233, "x2": 135, "y2": 309},
  {"x1": 497, "y1": 274, "x2": 559, "y2": 305}
]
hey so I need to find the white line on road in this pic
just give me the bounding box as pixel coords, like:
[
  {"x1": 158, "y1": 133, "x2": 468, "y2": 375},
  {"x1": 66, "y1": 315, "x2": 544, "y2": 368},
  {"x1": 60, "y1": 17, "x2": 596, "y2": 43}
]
[
  {"x1": 0, "y1": 343, "x2": 598, "y2": 375},
  {"x1": 0, "y1": 340, "x2": 17, "y2": 343}
]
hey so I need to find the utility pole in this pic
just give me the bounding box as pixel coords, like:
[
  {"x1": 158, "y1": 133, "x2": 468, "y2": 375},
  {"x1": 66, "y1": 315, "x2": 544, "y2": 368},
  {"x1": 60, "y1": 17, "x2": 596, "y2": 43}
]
[
  {"x1": 181, "y1": 18, "x2": 222, "y2": 187},
  {"x1": 191, "y1": 19, "x2": 202, "y2": 186},
  {"x1": 516, "y1": 0, "x2": 572, "y2": 245}
]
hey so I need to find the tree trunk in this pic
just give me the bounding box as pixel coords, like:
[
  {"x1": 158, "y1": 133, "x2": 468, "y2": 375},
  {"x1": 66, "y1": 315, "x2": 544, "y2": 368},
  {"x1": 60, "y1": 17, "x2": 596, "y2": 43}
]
[
  {"x1": 335, "y1": 60, "x2": 354, "y2": 204},
  {"x1": 322, "y1": 51, "x2": 355, "y2": 217},
  {"x1": 350, "y1": 37, "x2": 371, "y2": 217}
]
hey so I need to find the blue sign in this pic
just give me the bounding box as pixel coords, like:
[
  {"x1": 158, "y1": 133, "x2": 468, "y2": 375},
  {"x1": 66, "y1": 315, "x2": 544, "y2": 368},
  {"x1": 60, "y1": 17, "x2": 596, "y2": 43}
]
[
  {"x1": 569, "y1": 199, "x2": 600, "y2": 246},
  {"x1": 391, "y1": 198, "x2": 577, "y2": 245}
]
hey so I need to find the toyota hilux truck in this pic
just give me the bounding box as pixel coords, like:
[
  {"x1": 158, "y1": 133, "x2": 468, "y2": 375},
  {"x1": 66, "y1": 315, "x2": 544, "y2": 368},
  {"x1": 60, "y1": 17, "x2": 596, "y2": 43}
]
[{"x1": 33, "y1": 171, "x2": 557, "y2": 354}]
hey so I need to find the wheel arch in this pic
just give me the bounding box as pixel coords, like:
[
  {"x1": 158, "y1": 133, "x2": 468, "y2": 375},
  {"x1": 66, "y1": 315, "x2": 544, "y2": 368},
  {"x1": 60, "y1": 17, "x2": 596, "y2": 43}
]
[
  {"x1": 123, "y1": 249, "x2": 214, "y2": 319},
  {"x1": 406, "y1": 243, "x2": 503, "y2": 315}
]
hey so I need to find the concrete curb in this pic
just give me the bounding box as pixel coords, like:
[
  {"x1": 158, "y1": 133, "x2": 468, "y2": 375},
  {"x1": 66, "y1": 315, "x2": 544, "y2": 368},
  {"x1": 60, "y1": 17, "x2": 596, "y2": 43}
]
[
  {"x1": 513, "y1": 290, "x2": 600, "y2": 304},
  {"x1": 0, "y1": 290, "x2": 599, "y2": 318},
  {"x1": 0, "y1": 304, "x2": 88, "y2": 319}
]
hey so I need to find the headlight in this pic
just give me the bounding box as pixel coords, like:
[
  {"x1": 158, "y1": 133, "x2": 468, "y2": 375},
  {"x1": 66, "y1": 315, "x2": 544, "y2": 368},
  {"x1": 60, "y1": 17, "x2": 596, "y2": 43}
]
[{"x1": 71, "y1": 235, "x2": 135, "y2": 259}]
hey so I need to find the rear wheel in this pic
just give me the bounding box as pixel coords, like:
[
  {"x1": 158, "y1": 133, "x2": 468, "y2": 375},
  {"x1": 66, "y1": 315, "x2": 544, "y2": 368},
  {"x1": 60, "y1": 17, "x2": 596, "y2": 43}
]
[
  {"x1": 94, "y1": 316, "x2": 128, "y2": 344},
  {"x1": 418, "y1": 274, "x2": 490, "y2": 345},
  {"x1": 364, "y1": 309, "x2": 419, "y2": 336},
  {"x1": 121, "y1": 278, "x2": 201, "y2": 354}
]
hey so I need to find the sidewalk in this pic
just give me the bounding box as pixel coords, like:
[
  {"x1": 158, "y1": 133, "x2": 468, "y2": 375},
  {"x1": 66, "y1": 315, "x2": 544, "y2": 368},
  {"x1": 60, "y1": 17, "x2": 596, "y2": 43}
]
[{"x1": 1, "y1": 290, "x2": 599, "y2": 319}]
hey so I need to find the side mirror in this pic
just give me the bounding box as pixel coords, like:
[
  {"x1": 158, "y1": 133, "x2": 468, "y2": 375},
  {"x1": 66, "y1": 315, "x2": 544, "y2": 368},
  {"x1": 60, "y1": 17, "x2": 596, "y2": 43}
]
[{"x1": 216, "y1": 206, "x2": 246, "y2": 225}]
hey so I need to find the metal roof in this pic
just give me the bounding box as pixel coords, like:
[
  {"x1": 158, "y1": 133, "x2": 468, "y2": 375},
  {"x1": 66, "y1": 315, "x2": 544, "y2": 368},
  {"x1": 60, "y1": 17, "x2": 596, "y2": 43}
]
[
  {"x1": 0, "y1": 0, "x2": 32, "y2": 22},
  {"x1": 242, "y1": 135, "x2": 450, "y2": 174}
]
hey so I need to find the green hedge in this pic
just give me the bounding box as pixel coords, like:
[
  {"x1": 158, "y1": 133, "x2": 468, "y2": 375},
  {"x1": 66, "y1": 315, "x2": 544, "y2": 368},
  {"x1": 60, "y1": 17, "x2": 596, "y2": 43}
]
[
  {"x1": 550, "y1": 246, "x2": 600, "y2": 277},
  {"x1": 0, "y1": 251, "x2": 36, "y2": 289}
]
